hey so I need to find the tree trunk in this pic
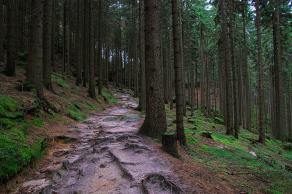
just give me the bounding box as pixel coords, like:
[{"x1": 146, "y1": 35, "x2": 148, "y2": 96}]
[
  {"x1": 30, "y1": 0, "x2": 44, "y2": 98},
  {"x1": 0, "y1": 0, "x2": 4, "y2": 62},
  {"x1": 140, "y1": 0, "x2": 167, "y2": 137},
  {"x1": 271, "y1": 0, "x2": 286, "y2": 140},
  {"x1": 5, "y1": 0, "x2": 18, "y2": 77},
  {"x1": 138, "y1": 0, "x2": 146, "y2": 111},
  {"x1": 171, "y1": 0, "x2": 186, "y2": 146},
  {"x1": 88, "y1": 0, "x2": 96, "y2": 99},
  {"x1": 76, "y1": 0, "x2": 83, "y2": 86},
  {"x1": 43, "y1": 0, "x2": 53, "y2": 90},
  {"x1": 97, "y1": 0, "x2": 103, "y2": 95},
  {"x1": 256, "y1": 0, "x2": 265, "y2": 144}
]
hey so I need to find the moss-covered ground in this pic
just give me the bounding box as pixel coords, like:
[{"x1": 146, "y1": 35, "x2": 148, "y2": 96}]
[
  {"x1": 166, "y1": 107, "x2": 292, "y2": 194},
  {"x1": 0, "y1": 71, "x2": 117, "y2": 183}
]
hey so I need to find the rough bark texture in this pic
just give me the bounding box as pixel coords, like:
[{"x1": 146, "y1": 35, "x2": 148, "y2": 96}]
[
  {"x1": 88, "y1": 0, "x2": 96, "y2": 99},
  {"x1": 271, "y1": 0, "x2": 287, "y2": 140},
  {"x1": 162, "y1": 133, "x2": 179, "y2": 158},
  {"x1": 5, "y1": 0, "x2": 18, "y2": 76},
  {"x1": 30, "y1": 0, "x2": 44, "y2": 98},
  {"x1": 97, "y1": 0, "x2": 103, "y2": 96},
  {"x1": 140, "y1": 0, "x2": 167, "y2": 137},
  {"x1": 43, "y1": 0, "x2": 53, "y2": 90},
  {"x1": 138, "y1": 0, "x2": 146, "y2": 111},
  {"x1": 256, "y1": 0, "x2": 265, "y2": 144},
  {"x1": 0, "y1": 0, "x2": 4, "y2": 62},
  {"x1": 219, "y1": 0, "x2": 234, "y2": 136},
  {"x1": 76, "y1": 0, "x2": 83, "y2": 86},
  {"x1": 171, "y1": 0, "x2": 186, "y2": 146}
]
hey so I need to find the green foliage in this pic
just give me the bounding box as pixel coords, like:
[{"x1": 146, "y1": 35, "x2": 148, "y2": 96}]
[
  {"x1": 102, "y1": 88, "x2": 118, "y2": 104},
  {"x1": 0, "y1": 128, "x2": 44, "y2": 182},
  {"x1": 85, "y1": 102, "x2": 97, "y2": 110},
  {"x1": 52, "y1": 74, "x2": 69, "y2": 89},
  {"x1": 67, "y1": 104, "x2": 86, "y2": 121},
  {"x1": 0, "y1": 95, "x2": 19, "y2": 112},
  {"x1": 30, "y1": 118, "x2": 45, "y2": 128},
  {"x1": 173, "y1": 108, "x2": 292, "y2": 193}
]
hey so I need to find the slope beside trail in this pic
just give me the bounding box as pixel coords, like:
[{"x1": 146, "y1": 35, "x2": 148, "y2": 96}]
[{"x1": 9, "y1": 90, "x2": 194, "y2": 194}]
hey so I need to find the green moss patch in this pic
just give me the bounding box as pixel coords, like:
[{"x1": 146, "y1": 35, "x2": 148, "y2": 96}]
[
  {"x1": 102, "y1": 88, "x2": 118, "y2": 104},
  {"x1": 52, "y1": 74, "x2": 70, "y2": 89},
  {"x1": 67, "y1": 104, "x2": 86, "y2": 121},
  {"x1": 165, "y1": 109, "x2": 292, "y2": 194},
  {"x1": 0, "y1": 95, "x2": 45, "y2": 182}
]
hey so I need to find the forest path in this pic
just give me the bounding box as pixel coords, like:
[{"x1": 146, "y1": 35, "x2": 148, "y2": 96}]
[{"x1": 14, "y1": 90, "x2": 187, "y2": 194}]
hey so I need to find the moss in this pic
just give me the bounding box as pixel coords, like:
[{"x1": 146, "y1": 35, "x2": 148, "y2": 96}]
[
  {"x1": 102, "y1": 88, "x2": 118, "y2": 104},
  {"x1": 164, "y1": 101, "x2": 292, "y2": 193},
  {"x1": 67, "y1": 104, "x2": 86, "y2": 121},
  {"x1": 85, "y1": 102, "x2": 97, "y2": 110},
  {"x1": 0, "y1": 118, "x2": 16, "y2": 129},
  {"x1": 30, "y1": 118, "x2": 44, "y2": 128},
  {"x1": 0, "y1": 95, "x2": 19, "y2": 112},
  {"x1": 52, "y1": 74, "x2": 69, "y2": 89},
  {"x1": 0, "y1": 127, "x2": 44, "y2": 182}
]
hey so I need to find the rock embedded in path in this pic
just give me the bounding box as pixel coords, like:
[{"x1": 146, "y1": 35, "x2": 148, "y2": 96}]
[{"x1": 19, "y1": 179, "x2": 52, "y2": 194}]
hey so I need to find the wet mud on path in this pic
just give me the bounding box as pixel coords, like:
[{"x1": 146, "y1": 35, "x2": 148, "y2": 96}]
[{"x1": 7, "y1": 91, "x2": 190, "y2": 194}]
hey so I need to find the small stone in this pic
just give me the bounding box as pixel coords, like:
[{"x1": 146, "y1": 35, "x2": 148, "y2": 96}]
[{"x1": 62, "y1": 160, "x2": 70, "y2": 170}]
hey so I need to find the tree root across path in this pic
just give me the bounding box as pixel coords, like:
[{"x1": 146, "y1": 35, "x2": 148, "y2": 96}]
[{"x1": 10, "y1": 91, "x2": 187, "y2": 194}]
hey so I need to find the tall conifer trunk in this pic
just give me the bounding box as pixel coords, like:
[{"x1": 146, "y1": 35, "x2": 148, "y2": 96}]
[
  {"x1": 171, "y1": 0, "x2": 186, "y2": 145},
  {"x1": 140, "y1": 0, "x2": 167, "y2": 137}
]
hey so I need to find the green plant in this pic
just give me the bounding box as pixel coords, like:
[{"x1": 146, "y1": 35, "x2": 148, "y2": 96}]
[
  {"x1": 0, "y1": 127, "x2": 44, "y2": 183},
  {"x1": 67, "y1": 104, "x2": 86, "y2": 121},
  {"x1": 102, "y1": 88, "x2": 118, "y2": 104},
  {"x1": 52, "y1": 74, "x2": 69, "y2": 89}
]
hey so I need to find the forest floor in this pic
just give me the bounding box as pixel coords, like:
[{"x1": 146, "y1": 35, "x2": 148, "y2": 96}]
[
  {"x1": 165, "y1": 107, "x2": 292, "y2": 194},
  {"x1": 0, "y1": 80, "x2": 235, "y2": 194},
  {"x1": 0, "y1": 69, "x2": 292, "y2": 194}
]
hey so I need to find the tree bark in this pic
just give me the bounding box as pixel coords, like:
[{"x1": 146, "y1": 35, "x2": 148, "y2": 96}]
[
  {"x1": 97, "y1": 0, "x2": 103, "y2": 95},
  {"x1": 171, "y1": 0, "x2": 186, "y2": 145},
  {"x1": 138, "y1": 0, "x2": 146, "y2": 111},
  {"x1": 140, "y1": 0, "x2": 167, "y2": 137},
  {"x1": 88, "y1": 0, "x2": 96, "y2": 99},
  {"x1": 30, "y1": 0, "x2": 44, "y2": 98},
  {"x1": 5, "y1": 0, "x2": 18, "y2": 77},
  {"x1": 0, "y1": 0, "x2": 4, "y2": 62},
  {"x1": 271, "y1": 0, "x2": 287, "y2": 140},
  {"x1": 43, "y1": 0, "x2": 53, "y2": 90},
  {"x1": 256, "y1": 0, "x2": 265, "y2": 144}
]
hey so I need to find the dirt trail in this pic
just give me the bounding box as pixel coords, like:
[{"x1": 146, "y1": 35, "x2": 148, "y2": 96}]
[{"x1": 11, "y1": 91, "x2": 190, "y2": 194}]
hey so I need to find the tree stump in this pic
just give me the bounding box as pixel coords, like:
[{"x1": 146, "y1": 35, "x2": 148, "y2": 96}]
[
  {"x1": 201, "y1": 131, "x2": 213, "y2": 139},
  {"x1": 162, "y1": 132, "x2": 179, "y2": 158}
]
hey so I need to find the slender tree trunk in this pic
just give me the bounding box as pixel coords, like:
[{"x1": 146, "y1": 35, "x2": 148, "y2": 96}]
[
  {"x1": 30, "y1": 0, "x2": 44, "y2": 98},
  {"x1": 0, "y1": 0, "x2": 4, "y2": 62},
  {"x1": 256, "y1": 0, "x2": 265, "y2": 143},
  {"x1": 5, "y1": 0, "x2": 18, "y2": 77},
  {"x1": 171, "y1": 0, "x2": 186, "y2": 145},
  {"x1": 76, "y1": 0, "x2": 83, "y2": 85},
  {"x1": 88, "y1": 0, "x2": 96, "y2": 99},
  {"x1": 140, "y1": 0, "x2": 167, "y2": 137},
  {"x1": 43, "y1": 0, "x2": 53, "y2": 90},
  {"x1": 138, "y1": 0, "x2": 146, "y2": 111},
  {"x1": 97, "y1": 0, "x2": 103, "y2": 95},
  {"x1": 272, "y1": 0, "x2": 286, "y2": 139}
]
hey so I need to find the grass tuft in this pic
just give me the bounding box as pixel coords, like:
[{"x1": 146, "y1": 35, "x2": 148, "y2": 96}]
[
  {"x1": 67, "y1": 104, "x2": 86, "y2": 121},
  {"x1": 102, "y1": 88, "x2": 118, "y2": 104}
]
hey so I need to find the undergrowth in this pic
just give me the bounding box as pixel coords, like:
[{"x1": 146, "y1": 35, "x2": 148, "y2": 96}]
[
  {"x1": 0, "y1": 95, "x2": 44, "y2": 183},
  {"x1": 165, "y1": 107, "x2": 292, "y2": 194},
  {"x1": 102, "y1": 88, "x2": 118, "y2": 104},
  {"x1": 67, "y1": 103, "x2": 87, "y2": 121}
]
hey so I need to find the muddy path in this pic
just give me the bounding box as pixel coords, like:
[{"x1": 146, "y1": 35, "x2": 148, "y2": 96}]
[{"x1": 9, "y1": 90, "x2": 190, "y2": 194}]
